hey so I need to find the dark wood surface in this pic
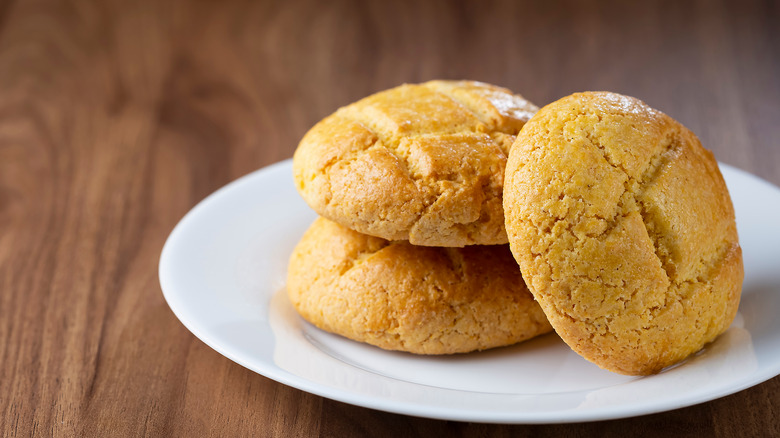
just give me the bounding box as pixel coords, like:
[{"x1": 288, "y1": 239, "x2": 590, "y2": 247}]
[{"x1": 2, "y1": 0, "x2": 779, "y2": 436}]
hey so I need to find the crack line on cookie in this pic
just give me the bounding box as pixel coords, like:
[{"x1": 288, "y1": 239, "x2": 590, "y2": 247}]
[
  {"x1": 674, "y1": 240, "x2": 737, "y2": 288},
  {"x1": 335, "y1": 108, "x2": 431, "y2": 237},
  {"x1": 336, "y1": 87, "x2": 515, "y2": 245},
  {"x1": 421, "y1": 83, "x2": 499, "y2": 133},
  {"x1": 423, "y1": 81, "x2": 538, "y2": 136},
  {"x1": 336, "y1": 240, "x2": 393, "y2": 278},
  {"x1": 634, "y1": 133, "x2": 682, "y2": 281}
]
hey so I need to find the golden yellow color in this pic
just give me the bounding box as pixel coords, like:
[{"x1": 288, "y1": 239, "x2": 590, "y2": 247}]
[
  {"x1": 293, "y1": 80, "x2": 538, "y2": 247},
  {"x1": 287, "y1": 217, "x2": 553, "y2": 354},
  {"x1": 503, "y1": 92, "x2": 743, "y2": 375}
]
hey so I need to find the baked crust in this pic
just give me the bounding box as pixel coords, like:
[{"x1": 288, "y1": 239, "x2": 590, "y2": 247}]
[
  {"x1": 293, "y1": 80, "x2": 538, "y2": 247},
  {"x1": 503, "y1": 92, "x2": 743, "y2": 375},
  {"x1": 287, "y1": 217, "x2": 553, "y2": 354}
]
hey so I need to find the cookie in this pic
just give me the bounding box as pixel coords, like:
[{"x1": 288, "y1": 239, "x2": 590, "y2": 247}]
[
  {"x1": 503, "y1": 92, "x2": 743, "y2": 375},
  {"x1": 292, "y1": 80, "x2": 538, "y2": 247},
  {"x1": 286, "y1": 217, "x2": 553, "y2": 354}
]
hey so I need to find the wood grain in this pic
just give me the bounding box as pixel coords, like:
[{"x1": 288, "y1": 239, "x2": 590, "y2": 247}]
[{"x1": 1, "y1": 0, "x2": 778, "y2": 436}]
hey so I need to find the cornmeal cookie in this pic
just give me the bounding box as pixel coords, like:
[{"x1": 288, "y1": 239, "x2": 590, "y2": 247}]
[
  {"x1": 503, "y1": 92, "x2": 743, "y2": 375},
  {"x1": 293, "y1": 80, "x2": 538, "y2": 247},
  {"x1": 287, "y1": 217, "x2": 553, "y2": 354}
]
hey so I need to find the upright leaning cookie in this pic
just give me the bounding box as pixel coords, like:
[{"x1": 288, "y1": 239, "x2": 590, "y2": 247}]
[
  {"x1": 287, "y1": 217, "x2": 552, "y2": 354},
  {"x1": 293, "y1": 80, "x2": 538, "y2": 247},
  {"x1": 503, "y1": 92, "x2": 743, "y2": 375}
]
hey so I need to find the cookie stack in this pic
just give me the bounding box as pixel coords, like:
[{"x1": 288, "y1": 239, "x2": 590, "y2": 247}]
[
  {"x1": 287, "y1": 81, "x2": 744, "y2": 375},
  {"x1": 287, "y1": 80, "x2": 553, "y2": 355}
]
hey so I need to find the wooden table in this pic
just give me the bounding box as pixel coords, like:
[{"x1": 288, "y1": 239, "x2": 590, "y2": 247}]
[{"x1": 2, "y1": 0, "x2": 779, "y2": 436}]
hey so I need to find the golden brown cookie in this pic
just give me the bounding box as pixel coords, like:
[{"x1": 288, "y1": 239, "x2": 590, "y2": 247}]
[
  {"x1": 293, "y1": 80, "x2": 538, "y2": 247},
  {"x1": 287, "y1": 217, "x2": 553, "y2": 354},
  {"x1": 503, "y1": 92, "x2": 743, "y2": 375}
]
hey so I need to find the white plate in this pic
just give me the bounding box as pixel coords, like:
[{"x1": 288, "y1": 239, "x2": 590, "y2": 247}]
[{"x1": 159, "y1": 159, "x2": 780, "y2": 424}]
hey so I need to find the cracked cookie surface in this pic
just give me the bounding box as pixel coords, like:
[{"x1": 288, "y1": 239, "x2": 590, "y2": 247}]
[
  {"x1": 287, "y1": 217, "x2": 553, "y2": 354},
  {"x1": 503, "y1": 92, "x2": 743, "y2": 375},
  {"x1": 292, "y1": 80, "x2": 538, "y2": 247}
]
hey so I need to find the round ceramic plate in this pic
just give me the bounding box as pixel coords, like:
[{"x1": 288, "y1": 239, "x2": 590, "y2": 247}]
[{"x1": 159, "y1": 159, "x2": 780, "y2": 424}]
